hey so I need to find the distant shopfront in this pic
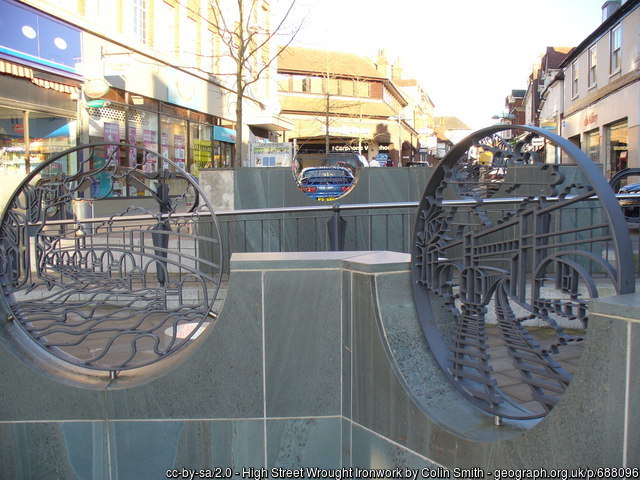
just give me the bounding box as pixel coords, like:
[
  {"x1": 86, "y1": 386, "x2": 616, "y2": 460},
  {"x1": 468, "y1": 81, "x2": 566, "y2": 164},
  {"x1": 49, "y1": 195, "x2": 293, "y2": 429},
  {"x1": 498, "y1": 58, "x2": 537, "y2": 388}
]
[
  {"x1": 85, "y1": 88, "x2": 235, "y2": 193},
  {"x1": 561, "y1": 81, "x2": 637, "y2": 179}
]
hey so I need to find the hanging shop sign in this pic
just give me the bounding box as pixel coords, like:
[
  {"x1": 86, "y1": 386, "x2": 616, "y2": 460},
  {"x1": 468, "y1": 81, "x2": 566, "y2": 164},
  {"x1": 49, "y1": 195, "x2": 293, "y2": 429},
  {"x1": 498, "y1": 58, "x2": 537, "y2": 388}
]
[{"x1": 84, "y1": 78, "x2": 110, "y2": 99}]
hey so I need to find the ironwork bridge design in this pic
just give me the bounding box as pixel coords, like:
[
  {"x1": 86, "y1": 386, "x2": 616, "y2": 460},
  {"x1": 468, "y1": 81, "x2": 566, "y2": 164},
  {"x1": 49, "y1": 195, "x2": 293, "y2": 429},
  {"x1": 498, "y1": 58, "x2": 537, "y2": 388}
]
[
  {"x1": 0, "y1": 143, "x2": 223, "y2": 380},
  {"x1": 412, "y1": 125, "x2": 634, "y2": 420}
]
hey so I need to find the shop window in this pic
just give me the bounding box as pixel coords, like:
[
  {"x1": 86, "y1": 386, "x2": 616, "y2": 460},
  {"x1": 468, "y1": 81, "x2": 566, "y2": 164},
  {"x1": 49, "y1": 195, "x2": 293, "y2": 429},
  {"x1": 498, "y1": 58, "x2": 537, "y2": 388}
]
[
  {"x1": 222, "y1": 142, "x2": 233, "y2": 167},
  {"x1": 606, "y1": 119, "x2": 628, "y2": 177},
  {"x1": 190, "y1": 122, "x2": 213, "y2": 175},
  {"x1": 0, "y1": 107, "x2": 74, "y2": 178},
  {"x1": 161, "y1": 115, "x2": 187, "y2": 171},
  {"x1": 212, "y1": 141, "x2": 222, "y2": 168},
  {"x1": 0, "y1": 107, "x2": 25, "y2": 175},
  {"x1": 128, "y1": 107, "x2": 159, "y2": 178},
  {"x1": 584, "y1": 129, "x2": 600, "y2": 163}
]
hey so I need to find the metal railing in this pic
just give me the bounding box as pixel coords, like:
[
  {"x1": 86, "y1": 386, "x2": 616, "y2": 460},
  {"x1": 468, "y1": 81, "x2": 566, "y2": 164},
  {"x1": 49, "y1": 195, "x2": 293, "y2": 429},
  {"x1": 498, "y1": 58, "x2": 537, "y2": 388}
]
[
  {"x1": 215, "y1": 201, "x2": 417, "y2": 267},
  {"x1": 212, "y1": 198, "x2": 640, "y2": 277}
]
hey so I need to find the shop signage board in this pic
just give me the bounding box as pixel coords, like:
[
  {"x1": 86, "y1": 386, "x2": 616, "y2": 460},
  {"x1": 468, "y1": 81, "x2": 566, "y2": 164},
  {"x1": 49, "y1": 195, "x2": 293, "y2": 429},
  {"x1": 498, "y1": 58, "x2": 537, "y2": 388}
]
[
  {"x1": 214, "y1": 126, "x2": 236, "y2": 143},
  {"x1": 0, "y1": 0, "x2": 81, "y2": 75}
]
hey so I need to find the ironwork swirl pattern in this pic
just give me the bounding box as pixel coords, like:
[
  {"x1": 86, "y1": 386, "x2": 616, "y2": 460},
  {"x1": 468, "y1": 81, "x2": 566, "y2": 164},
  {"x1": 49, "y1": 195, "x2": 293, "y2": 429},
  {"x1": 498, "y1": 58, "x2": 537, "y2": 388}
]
[
  {"x1": 411, "y1": 126, "x2": 634, "y2": 420},
  {"x1": 0, "y1": 143, "x2": 223, "y2": 375}
]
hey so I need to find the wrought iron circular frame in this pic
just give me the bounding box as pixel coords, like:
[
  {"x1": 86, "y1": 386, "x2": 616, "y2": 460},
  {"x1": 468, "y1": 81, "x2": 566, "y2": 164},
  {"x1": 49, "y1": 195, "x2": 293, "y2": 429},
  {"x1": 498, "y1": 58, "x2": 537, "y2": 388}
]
[
  {"x1": 0, "y1": 143, "x2": 224, "y2": 384},
  {"x1": 411, "y1": 125, "x2": 634, "y2": 420}
]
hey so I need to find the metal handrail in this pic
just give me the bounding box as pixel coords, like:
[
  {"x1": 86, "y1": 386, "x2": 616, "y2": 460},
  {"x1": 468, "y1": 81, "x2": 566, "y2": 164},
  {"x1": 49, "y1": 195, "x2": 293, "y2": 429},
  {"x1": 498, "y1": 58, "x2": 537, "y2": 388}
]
[{"x1": 35, "y1": 194, "x2": 640, "y2": 226}]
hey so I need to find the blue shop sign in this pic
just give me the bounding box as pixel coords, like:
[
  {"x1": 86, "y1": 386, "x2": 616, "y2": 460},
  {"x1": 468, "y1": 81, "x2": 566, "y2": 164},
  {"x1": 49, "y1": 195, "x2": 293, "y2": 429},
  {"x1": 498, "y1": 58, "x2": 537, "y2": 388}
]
[
  {"x1": 0, "y1": 0, "x2": 81, "y2": 75},
  {"x1": 214, "y1": 126, "x2": 236, "y2": 143}
]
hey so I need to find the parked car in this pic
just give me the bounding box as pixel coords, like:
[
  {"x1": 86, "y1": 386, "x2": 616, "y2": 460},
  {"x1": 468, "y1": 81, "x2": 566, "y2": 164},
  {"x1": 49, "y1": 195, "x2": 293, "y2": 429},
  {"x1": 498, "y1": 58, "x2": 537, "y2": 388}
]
[
  {"x1": 609, "y1": 168, "x2": 640, "y2": 223},
  {"x1": 618, "y1": 183, "x2": 640, "y2": 222},
  {"x1": 298, "y1": 166, "x2": 355, "y2": 201}
]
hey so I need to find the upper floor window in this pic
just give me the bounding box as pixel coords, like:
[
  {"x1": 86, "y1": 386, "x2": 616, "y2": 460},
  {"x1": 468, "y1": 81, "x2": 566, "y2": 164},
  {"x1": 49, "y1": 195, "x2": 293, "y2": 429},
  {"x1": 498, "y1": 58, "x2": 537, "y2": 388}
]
[
  {"x1": 133, "y1": 0, "x2": 147, "y2": 43},
  {"x1": 588, "y1": 45, "x2": 597, "y2": 87},
  {"x1": 180, "y1": 16, "x2": 197, "y2": 67},
  {"x1": 610, "y1": 24, "x2": 622, "y2": 73},
  {"x1": 277, "y1": 74, "x2": 291, "y2": 91},
  {"x1": 355, "y1": 81, "x2": 370, "y2": 97},
  {"x1": 157, "y1": 2, "x2": 175, "y2": 54},
  {"x1": 571, "y1": 61, "x2": 579, "y2": 98}
]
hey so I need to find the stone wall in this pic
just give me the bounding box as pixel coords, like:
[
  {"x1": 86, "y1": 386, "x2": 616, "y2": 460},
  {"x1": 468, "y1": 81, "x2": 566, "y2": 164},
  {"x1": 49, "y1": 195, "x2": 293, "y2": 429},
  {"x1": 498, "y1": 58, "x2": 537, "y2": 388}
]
[{"x1": 1, "y1": 251, "x2": 638, "y2": 477}]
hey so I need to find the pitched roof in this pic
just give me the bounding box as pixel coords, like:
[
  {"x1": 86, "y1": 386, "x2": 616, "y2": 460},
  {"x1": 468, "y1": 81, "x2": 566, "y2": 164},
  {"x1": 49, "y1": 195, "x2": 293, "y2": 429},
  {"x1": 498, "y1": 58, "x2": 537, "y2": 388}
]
[
  {"x1": 395, "y1": 78, "x2": 419, "y2": 87},
  {"x1": 436, "y1": 116, "x2": 471, "y2": 130},
  {"x1": 542, "y1": 47, "x2": 573, "y2": 70},
  {"x1": 278, "y1": 46, "x2": 385, "y2": 80}
]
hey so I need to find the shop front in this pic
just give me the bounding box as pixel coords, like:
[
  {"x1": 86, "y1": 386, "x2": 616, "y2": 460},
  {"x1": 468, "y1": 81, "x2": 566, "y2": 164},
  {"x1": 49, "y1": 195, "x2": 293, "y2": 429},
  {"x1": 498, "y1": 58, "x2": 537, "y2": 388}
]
[
  {"x1": 83, "y1": 89, "x2": 237, "y2": 197},
  {"x1": 0, "y1": 0, "x2": 81, "y2": 205},
  {"x1": 562, "y1": 81, "x2": 638, "y2": 179}
]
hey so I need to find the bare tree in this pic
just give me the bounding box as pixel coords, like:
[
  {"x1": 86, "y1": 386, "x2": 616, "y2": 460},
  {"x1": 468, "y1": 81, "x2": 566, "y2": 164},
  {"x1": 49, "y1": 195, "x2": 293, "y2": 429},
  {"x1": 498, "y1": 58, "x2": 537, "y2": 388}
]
[{"x1": 209, "y1": 0, "x2": 303, "y2": 167}]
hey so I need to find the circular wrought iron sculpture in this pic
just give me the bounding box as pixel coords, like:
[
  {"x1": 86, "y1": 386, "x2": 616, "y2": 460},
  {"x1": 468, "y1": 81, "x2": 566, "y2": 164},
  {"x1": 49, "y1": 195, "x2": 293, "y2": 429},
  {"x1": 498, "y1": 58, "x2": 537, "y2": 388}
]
[
  {"x1": 412, "y1": 125, "x2": 634, "y2": 420},
  {"x1": 0, "y1": 143, "x2": 223, "y2": 381}
]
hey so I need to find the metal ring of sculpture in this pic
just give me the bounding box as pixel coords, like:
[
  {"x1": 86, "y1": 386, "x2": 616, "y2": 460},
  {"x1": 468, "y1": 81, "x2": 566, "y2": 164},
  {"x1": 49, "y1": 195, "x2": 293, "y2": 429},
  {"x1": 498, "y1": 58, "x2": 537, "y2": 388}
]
[
  {"x1": 0, "y1": 143, "x2": 223, "y2": 382},
  {"x1": 411, "y1": 125, "x2": 634, "y2": 420}
]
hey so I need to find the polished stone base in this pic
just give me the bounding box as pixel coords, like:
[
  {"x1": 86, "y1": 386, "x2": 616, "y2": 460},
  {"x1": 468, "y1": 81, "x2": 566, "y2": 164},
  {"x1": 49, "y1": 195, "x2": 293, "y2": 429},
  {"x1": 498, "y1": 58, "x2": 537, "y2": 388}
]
[{"x1": 0, "y1": 251, "x2": 638, "y2": 478}]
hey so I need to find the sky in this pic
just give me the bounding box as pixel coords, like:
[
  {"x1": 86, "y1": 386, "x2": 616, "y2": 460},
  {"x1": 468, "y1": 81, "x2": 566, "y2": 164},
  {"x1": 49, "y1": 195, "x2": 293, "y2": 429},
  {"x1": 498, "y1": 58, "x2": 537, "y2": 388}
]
[{"x1": 278, "y1": 0, "x2": 606, "y2": 130}]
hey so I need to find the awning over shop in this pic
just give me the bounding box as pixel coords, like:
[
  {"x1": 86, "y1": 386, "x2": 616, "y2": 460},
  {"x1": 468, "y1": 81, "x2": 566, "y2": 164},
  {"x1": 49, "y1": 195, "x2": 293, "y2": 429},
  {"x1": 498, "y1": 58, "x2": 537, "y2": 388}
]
[{"x1": 0, "y1": 59, "x2": 79, "y2": 95}]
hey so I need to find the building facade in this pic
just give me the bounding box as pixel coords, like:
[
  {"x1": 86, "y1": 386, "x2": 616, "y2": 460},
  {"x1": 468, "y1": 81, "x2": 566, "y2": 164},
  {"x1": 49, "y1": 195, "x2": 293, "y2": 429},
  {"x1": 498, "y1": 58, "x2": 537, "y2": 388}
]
[
  {"x1": 0, "y1": 0, "x2": 287, "y2": 206},
  {"x1": 559, "y1": 0, "x2": 639, "y2": 178},
  {"x1": 277, "y1": 46, "x2": 422, "y2": 166}
]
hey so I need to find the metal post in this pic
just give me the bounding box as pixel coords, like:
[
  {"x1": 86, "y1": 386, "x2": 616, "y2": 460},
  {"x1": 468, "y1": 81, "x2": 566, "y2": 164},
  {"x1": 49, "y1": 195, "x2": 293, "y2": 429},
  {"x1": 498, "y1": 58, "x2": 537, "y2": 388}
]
[{"x1": 328, "y1": 203, "x2": 346, "y2": 251}]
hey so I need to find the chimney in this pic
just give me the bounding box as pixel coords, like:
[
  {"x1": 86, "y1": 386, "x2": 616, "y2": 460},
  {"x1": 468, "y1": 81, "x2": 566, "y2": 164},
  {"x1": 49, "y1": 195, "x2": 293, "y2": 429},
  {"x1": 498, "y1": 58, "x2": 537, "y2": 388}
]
[
  {"x1": 377, "y1": 49, "x2": 390, "y2": 78},
  {"x1": 392, "y1": 56, "x2": 403, "y2": 81},
  {"x1": 602, "y1": 0, "x2": 621, "y2": 22}
]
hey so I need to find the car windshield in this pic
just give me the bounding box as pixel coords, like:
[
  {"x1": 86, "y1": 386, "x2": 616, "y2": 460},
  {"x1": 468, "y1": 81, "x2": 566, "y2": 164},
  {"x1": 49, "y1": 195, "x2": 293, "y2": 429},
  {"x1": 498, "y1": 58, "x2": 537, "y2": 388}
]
[{"x1": 301, "y1": 168, "x2": 352, "y2": 181}]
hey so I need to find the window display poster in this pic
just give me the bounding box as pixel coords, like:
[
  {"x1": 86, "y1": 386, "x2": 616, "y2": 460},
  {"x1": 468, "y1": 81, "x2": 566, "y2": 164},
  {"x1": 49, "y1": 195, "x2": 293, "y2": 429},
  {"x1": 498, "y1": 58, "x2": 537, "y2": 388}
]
[
  {"x1": 143, "y1": 129, "x2": 157, "y2": 173},
  {"x1": 104, "y1": 122, "x2": 120, "y2": 166},
  {"x1": 174, "y1": 134, "x2": 185, "y2": 170},
  {"x1": 161, "y1": 132, "x2": 169, "y2": 160},
  {"x1": 128, "y1": 126, "x2": 137, "y2": 167}
]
